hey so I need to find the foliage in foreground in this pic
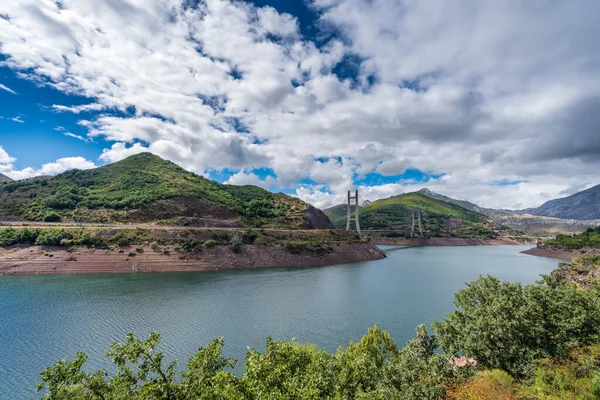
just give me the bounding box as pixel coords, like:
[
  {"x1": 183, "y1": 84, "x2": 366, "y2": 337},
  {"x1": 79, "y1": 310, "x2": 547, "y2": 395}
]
[
  {"x1": 36, "y1": 273, "x2": 600, "y2": 399},
  {"x1": 38, "y1": 325, "x2": 466, "y2": 400},
  {"x1": 434, "y1": 275, "x2": 600, "y2": 378}
]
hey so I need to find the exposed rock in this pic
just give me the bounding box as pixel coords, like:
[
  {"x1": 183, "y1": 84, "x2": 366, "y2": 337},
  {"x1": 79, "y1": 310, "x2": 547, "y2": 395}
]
[
  {"x1": 304, "y1": 205, "x2": 335, "y2": 229},
  {"x1": 550, "y1": 255, "x2": 600, "y2": 288},
  {"x1": 0, "y1": 173, "x2": 12, "y2": 182},
  {"x1": 521, "y1": 184, "x2": 600, "y2": 220}
]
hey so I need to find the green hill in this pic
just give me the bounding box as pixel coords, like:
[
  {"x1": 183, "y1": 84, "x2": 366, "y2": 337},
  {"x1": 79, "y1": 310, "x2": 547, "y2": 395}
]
[
  {"x1": 325, "y1": 192, "x2": 495, "y2": 237},
  {"x1": 0, "y1": 153, "x2": 333, "y2": 229}
]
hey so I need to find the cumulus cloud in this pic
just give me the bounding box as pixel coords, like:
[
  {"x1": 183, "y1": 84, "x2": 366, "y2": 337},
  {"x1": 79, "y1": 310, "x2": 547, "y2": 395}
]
[
  {"x1": 225, "y1": 171, "x2": 276, "y2": 190},
  {"x1": 0, "y1": 146, "x2": 96, "y2": 180},
  {"x1": 0, "y1": 0, "x2": 599, "y2": 209}
]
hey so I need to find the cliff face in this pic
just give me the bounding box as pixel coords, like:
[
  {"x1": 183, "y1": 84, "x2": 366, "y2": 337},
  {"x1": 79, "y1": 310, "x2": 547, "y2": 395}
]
[{"x1": 521, "y1": 184, "x2": 600, "y2": 220}]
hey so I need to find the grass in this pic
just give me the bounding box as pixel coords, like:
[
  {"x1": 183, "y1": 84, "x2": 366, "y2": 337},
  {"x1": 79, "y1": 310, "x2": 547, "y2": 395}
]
[{"x1": 0, "y1": 153, "x2": 312, "y2": 228}]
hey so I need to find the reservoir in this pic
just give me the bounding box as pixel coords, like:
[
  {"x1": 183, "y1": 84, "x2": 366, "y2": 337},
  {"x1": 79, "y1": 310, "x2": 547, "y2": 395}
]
[{"x1": 0, "y1": 245, "x2": 560, "y2": 398}]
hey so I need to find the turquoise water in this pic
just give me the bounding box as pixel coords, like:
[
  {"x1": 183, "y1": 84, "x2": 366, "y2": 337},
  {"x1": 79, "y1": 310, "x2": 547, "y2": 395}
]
[{"x1": 0, "y1": 245, "x2": 560, "y2": 398}]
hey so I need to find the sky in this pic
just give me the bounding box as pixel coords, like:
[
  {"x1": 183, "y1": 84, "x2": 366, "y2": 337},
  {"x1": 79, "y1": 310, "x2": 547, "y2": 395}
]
[{"x1": 0, "y1": 0, "x2": 599, "y2": 210}]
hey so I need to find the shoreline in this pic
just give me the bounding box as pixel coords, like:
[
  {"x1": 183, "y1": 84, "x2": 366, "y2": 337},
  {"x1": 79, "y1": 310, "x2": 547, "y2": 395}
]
[
  {"x1": 0, "y1": 242, "x2": 386, "y2": 276},
  {"x1": 520, "y1": 247, "x2": 600, "y2": 261},
  {"x1": 371, "y1": 237, "x2": 535, "y2": 246}
]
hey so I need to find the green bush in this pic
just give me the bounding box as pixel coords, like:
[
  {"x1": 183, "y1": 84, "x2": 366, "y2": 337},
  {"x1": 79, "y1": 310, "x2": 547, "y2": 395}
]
[
  {"x1": 181, "y1": 239, "x2": 202, "y2": 253},
  {"x1": 0, "y1": 228, "x2": 40, "y2": 246},
  {"x1": 43, "y1": 212, "x2": 61, "y2": 222},
  {"x1": 283, "y1": 240, "x2": 307, "y2": 253},
  {"x1": 35, "y1": 229, "x2": 71, "y2": 246},
  {"x1": 433, "y1": 275, "x2": 600, "y2": 378},
  {"x1": 203, "y1": 239, "x2": 217, "y2": 248},
  {"x1": 37, "y1": 324, "x2": 463, "y2": 400},
  {"x1": 150, "y1": 241, "x2": 160, "y2": 250},
  {"x1": 241, "y1": 229, "x2": 258, "y2": 244},
  {"x1": 230, "y1": 235, "x2": 243, "y2": 253},
  {"x1": 211, "y1": 232, "x2": 230, "y2": 242}
]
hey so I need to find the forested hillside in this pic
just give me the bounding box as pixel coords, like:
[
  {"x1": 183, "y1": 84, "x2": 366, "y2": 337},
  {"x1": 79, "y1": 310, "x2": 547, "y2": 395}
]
[{"x1": 0, "y1": 153, "x2": 333, "y2": 229}]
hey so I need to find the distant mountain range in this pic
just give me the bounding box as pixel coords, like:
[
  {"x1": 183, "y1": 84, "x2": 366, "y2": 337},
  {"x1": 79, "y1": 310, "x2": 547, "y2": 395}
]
[
  {"x1": 520, "y1": 184, "x2": 600, "y2": 220},
  {"x1": 0, "y1": 153, "x2": 333, "y2": 229},
  {"x1": 0, "y1": 173, "x2": 12, "y2": 182}
]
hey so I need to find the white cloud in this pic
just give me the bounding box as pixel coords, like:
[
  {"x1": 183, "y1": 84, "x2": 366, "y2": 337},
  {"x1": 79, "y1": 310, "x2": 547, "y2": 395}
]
[
  {"x1": 0, "y1": 146, "x2": 96, "y2": 180},
  {"x1": 0, "y1": 83, "x2": 17, "y2": 94},
  {"x1": 63, "y1": 132, "x2": 90, "y2": 142},
  {"x1": 225, "y1": 171, "x2": 276, "y2": 190},
  {"x1": 0, "y1": 0, "x2": 598, "y2": 209},
  {"x1": 52, "y1": 103, "x2": 106, "y2": 114},
  {"x1": 11, "y1": 116, "x2": 24, "y2": 123},
  {"x1": 0, "y1": 146, "x2": 16, "y2": 164}
]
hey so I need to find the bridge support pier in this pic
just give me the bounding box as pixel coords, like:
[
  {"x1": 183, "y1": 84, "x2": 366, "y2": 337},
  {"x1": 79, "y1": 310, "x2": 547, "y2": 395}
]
[
  {"x1": 411, "y1": 202, "x2": 424, "y2": 238},
  {"x1": 346, "y1": 190, "x2": 361, "y2": 236}
]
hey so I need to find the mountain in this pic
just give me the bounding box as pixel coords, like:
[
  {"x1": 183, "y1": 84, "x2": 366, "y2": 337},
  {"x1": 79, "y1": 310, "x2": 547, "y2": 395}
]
[
  {"x1": 416, "y1": 188, "x2": 600, "y2": 235},
  {"x1": 416, "y1": 188, "x2": 485, "y2": 214},
  {"x1": 0, "y1": 173, "x2": 12, "y2": 182},
  {"x1": 521, "y1": 184, "x2": 600, "y2": 220},
  {"x1": 0, "y1": 153, "x2": 334, "y2": 229},
  {"x1": 324, "y1": 192, "x2": 495, "y2": 237}
]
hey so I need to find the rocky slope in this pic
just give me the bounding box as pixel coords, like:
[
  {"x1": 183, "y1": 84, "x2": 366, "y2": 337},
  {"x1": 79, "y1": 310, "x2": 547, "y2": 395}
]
[
  {"x1": 0, "y1": 173, "x2": 12, "y2": 182},
  {"x1": 0, "y1": 153, "x2": 333, "y2": 229},
  {"x1": 549, "y1": 256, "x2": 600, "y2": 288},
  {"x1": 521, "y1": 184, "x2": 600, "y2": 220}
]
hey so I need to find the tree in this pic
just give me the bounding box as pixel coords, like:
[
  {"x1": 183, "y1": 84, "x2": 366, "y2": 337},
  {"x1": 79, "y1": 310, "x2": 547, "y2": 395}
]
[{"x1": 433, "y1": 275, "x2": 600, "y2": 378}]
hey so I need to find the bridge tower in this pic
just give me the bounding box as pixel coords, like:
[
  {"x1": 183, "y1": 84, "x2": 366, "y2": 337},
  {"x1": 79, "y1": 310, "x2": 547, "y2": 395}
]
[
  {"x1": 411, "y1": 201, "x2": 424, "y2": 238},
  {"x1": 346, "y1": 190, "x2": 361, "y2": 235}
]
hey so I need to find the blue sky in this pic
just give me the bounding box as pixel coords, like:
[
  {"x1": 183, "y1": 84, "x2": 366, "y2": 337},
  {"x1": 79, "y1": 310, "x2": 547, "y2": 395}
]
[{"x1": 0, "y1": 0, "x2": 599, "y2": 209}]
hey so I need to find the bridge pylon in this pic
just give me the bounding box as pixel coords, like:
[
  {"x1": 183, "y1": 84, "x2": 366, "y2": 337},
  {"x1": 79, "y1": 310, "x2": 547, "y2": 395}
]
[
  {"x1": 411, "y1": 201, "x2": 424, "y2": 238},
  {"x1": 346, "y1": 190, "x2": 361, "y2": 236}
]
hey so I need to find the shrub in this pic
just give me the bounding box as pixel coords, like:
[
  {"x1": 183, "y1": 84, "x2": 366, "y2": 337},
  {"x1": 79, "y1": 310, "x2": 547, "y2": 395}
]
[
  {"x1": 212, "y1": 232, "x2": 230, "y2": 242},
  {"x1": 150, "y1": 241, "x2": 160, "y2": 250},
  {"x1": 0, "y1": 228, "x2": 40, "y2": 246},
  {"x1": 128, "y1": 252, "x2": 136, "y2": 257},
  {"x1": 35, "y1": 229, "x2": 71, "y2": 246},
  {"x1": 241, "y1": 229, "x2": 258, "y2": 244},
  {"x1": 182, "y1": 239, "x2": 202, "y2": 253},
  {"x1": 43, "y1": 212, "x2": 61, "y2": 222},
  {"x1": 283, "y1": 240, "x2": 307, "y2": 253},
  {"x1": 434, "y1": 275, "x2": 600, "y2": 378},
  {"x1": 203, "y1": 239, "x2": 217, "y2": 248},
  {"x1": 163, "y1": 250, "x2": 170, "y2": 256},
  {"x1": 230, "y1": 235, "x2": 243, "y2": 253},
  {"x1": 135, "y1": 247, "x2": 144, "y2": 253}
]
